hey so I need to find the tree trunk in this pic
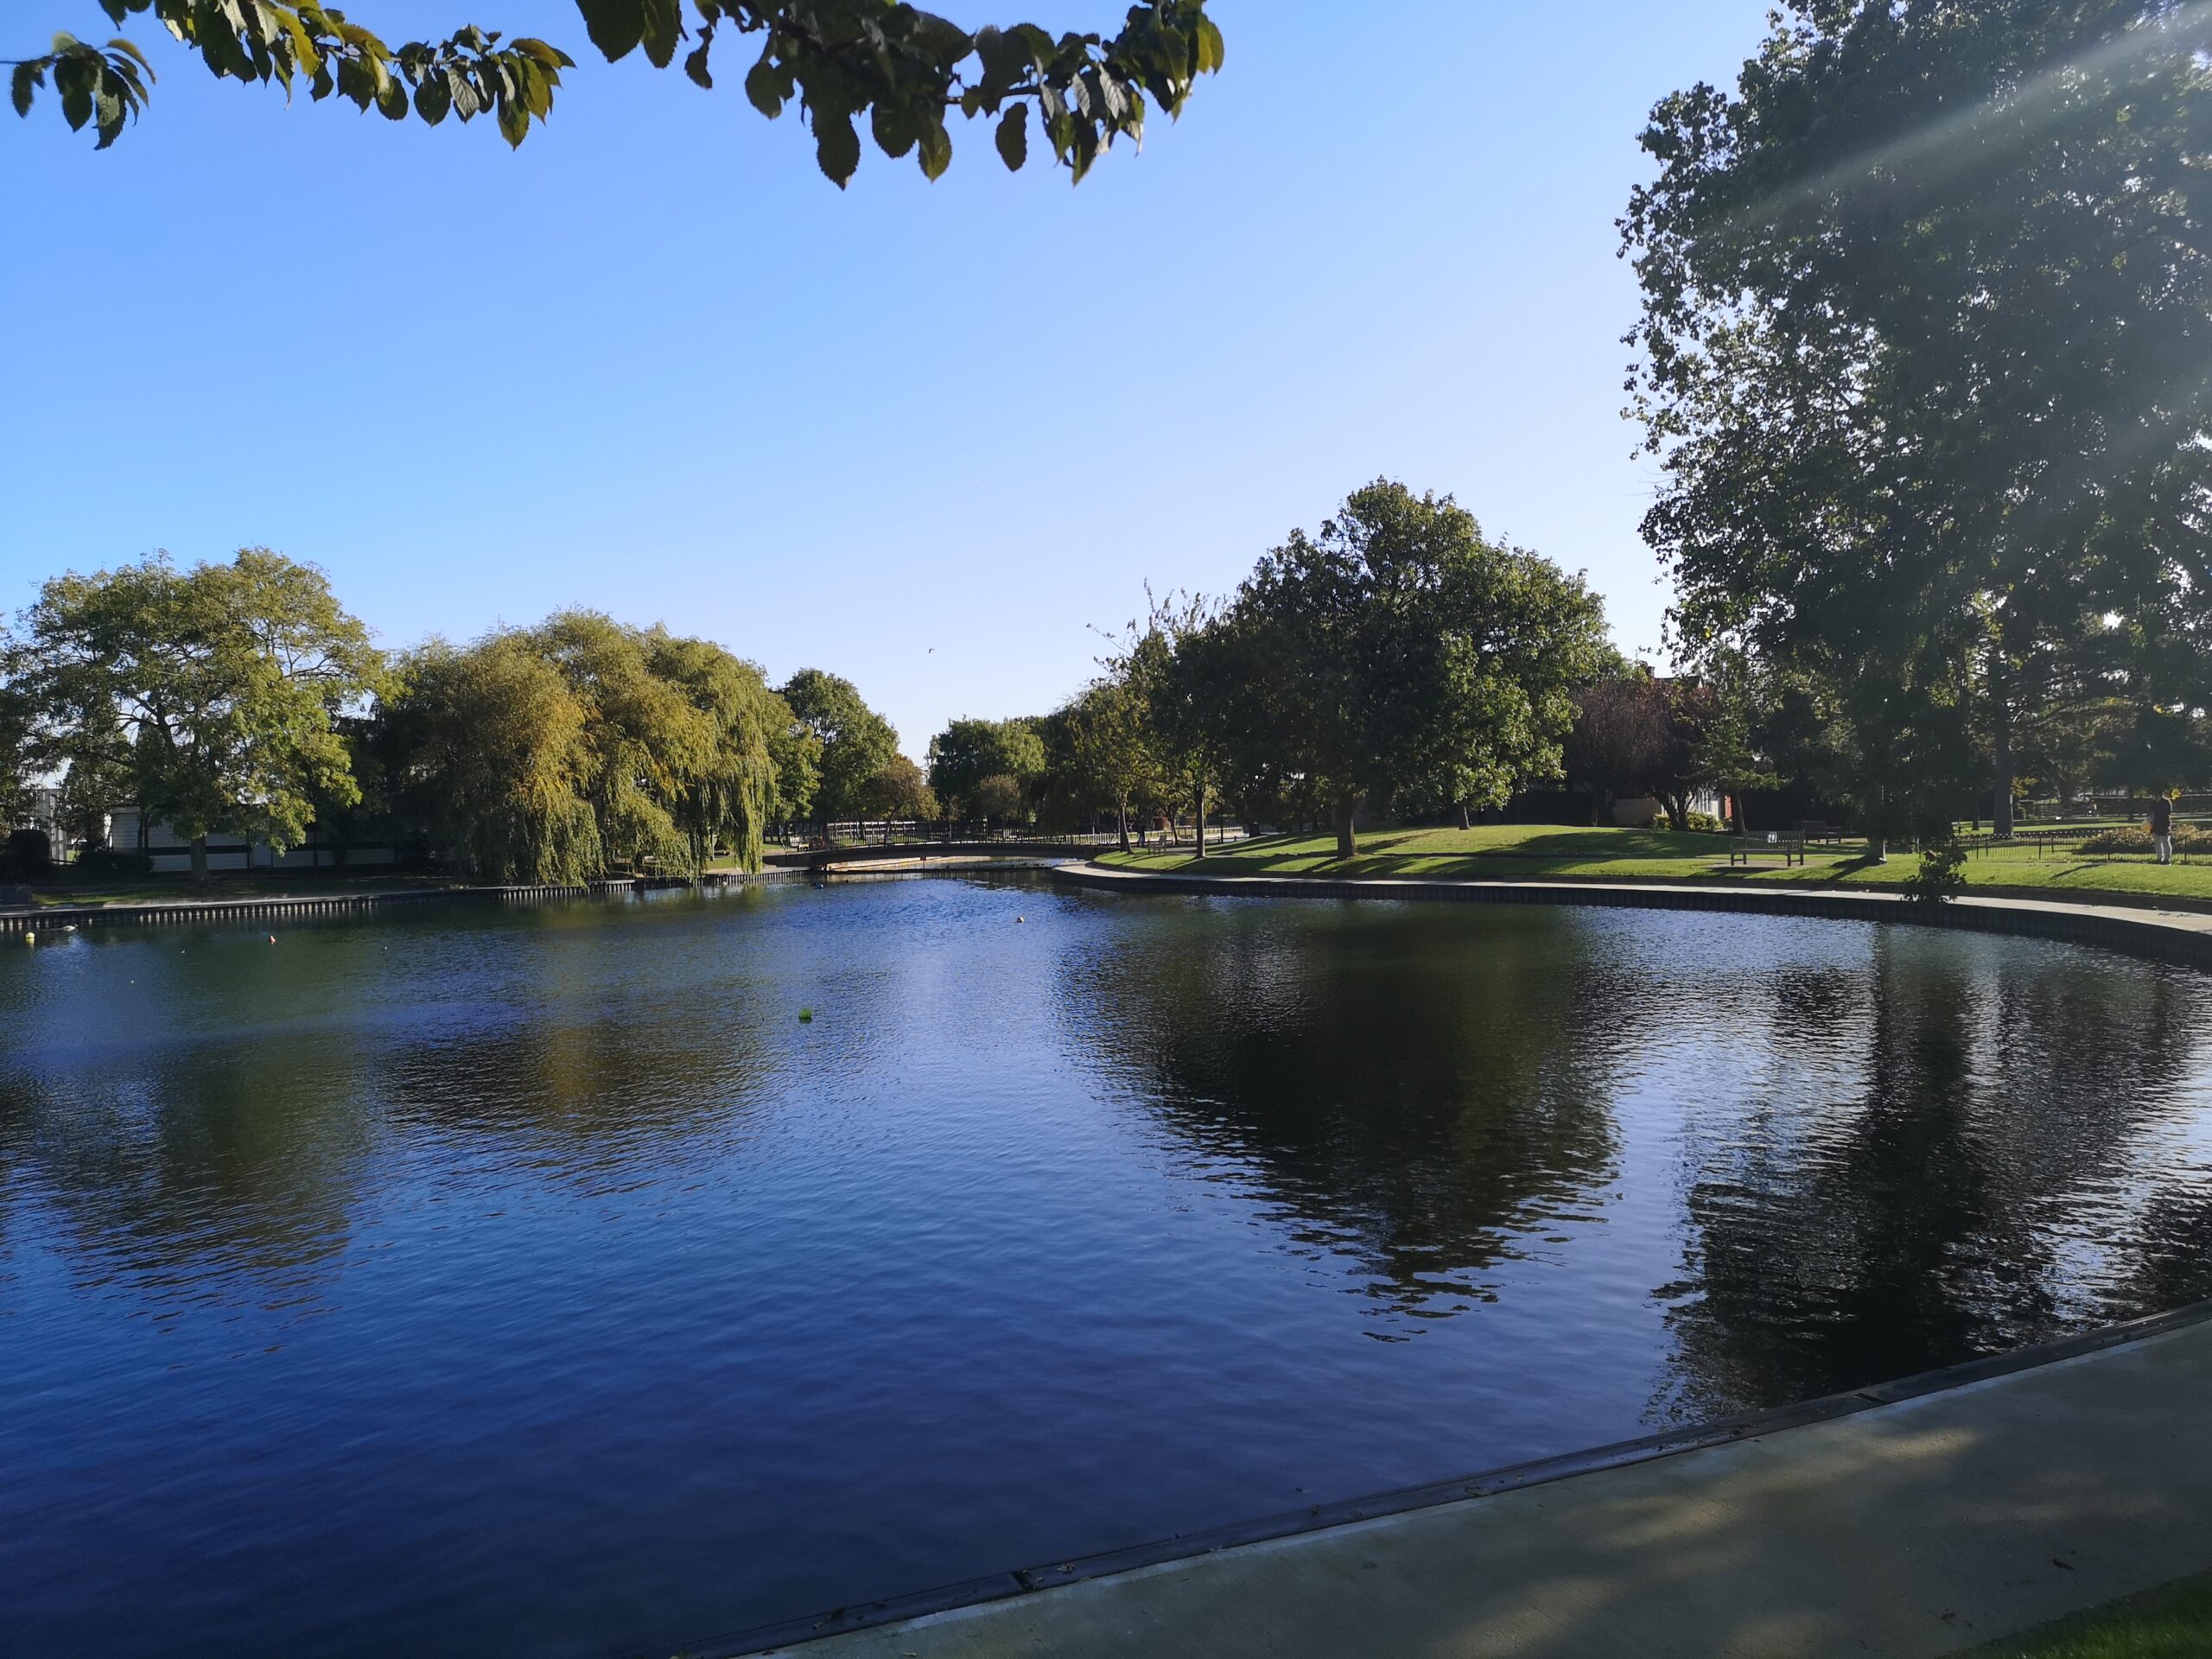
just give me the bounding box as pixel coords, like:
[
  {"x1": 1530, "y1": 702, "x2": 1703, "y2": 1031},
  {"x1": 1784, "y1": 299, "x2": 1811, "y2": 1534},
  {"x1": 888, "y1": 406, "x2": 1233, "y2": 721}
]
[
  {"x1": 1116, "y1": 797, "x2": 1130, "y2": 855},
  {"x1": 1194, "y1": 783, "x2": 1209, "y2": 860},
  {"x1": 1990, "y1": 649, "x2": 2016, "y2": 839},
  {"x1": 1456, "y1": 800, "x2": 1471, "y2": 831},
  {"x1": 1332, "y1": 795, "x2": 1359, "y2": 861},
  {"x1": 189, "y1": 835, "x2": 209, "y2": 884}
]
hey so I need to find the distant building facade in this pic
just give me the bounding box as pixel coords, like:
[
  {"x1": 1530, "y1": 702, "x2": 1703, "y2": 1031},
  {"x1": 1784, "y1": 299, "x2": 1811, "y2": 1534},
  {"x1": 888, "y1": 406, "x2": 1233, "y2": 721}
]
[{"x1": 106, "y1": 807, "x2": 397, "y2": 874}]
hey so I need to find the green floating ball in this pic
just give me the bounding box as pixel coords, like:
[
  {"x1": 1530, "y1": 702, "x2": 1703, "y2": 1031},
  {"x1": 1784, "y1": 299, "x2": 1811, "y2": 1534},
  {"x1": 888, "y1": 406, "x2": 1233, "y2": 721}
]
[{"x1": 798, "y1": 1008, "x2": 814, "y2": 1023}]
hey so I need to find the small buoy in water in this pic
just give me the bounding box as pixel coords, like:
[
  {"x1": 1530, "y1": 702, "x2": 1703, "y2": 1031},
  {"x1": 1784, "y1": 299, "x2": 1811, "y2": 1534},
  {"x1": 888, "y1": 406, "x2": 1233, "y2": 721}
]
[
  {"x1": 1016, "y1": 916, "x2": 1026, "y2": 923},
  {"x1": 267, "y1": 934, "x2": 277, "y2": 944},
  {"x1": 798, "y1": 1007, "x2": 814, "y2": 1023},
  {"x1": 21, "y1": 932, "x2": 32, "y2": 946}
]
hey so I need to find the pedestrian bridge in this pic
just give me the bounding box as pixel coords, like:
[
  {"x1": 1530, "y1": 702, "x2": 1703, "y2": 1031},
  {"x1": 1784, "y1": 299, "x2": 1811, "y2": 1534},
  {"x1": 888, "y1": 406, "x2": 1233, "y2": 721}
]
[{"x1": 762, "y1": 839, "x2": 1115, "y2": 873}]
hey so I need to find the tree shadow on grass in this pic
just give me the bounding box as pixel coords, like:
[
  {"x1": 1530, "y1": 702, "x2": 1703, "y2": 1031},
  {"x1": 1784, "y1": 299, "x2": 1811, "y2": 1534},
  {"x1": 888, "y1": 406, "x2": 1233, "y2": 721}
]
[{"x1": 1138, "y1": 827, "x2": 1742, "y2": 871}]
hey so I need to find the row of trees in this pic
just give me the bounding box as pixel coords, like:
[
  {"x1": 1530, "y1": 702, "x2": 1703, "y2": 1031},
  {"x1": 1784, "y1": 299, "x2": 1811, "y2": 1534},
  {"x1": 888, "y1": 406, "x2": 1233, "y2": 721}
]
[
  {"x1": 1001, "y1": 480, "x2": 1611, "y2": 858},
  {"x1": 0, "y1": 549, "x2": 936, "y2": 884},
  {"x1": 1561, "y1": 643, "x2": 2212, "y2": 843}
]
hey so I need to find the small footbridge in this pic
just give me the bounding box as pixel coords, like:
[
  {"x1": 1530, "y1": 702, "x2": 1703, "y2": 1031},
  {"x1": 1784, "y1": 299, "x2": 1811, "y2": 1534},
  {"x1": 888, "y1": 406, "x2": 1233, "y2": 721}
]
[{"x1": 762, "y1": 838, "x2": 1118, "y2": 874}]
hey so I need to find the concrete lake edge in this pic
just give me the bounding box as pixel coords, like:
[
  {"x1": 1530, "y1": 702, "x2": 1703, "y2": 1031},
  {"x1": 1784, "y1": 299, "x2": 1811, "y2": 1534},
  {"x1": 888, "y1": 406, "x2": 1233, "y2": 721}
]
[{"x1": 698, "y1": 1300, "x2": 2212, "y2": 1657}]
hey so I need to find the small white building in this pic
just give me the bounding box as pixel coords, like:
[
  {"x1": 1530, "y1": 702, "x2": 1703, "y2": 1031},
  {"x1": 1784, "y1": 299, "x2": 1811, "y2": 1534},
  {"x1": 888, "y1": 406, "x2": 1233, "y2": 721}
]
[
  {"x1": 1610, "y1": 790, "x2": 1727, "y2": 829},
  {"x1": 20, "y1": 785, "x2": 66, "y2": 844},
  {"x1": 106, "y1": 807, "x2": 397, "y2": 874}
]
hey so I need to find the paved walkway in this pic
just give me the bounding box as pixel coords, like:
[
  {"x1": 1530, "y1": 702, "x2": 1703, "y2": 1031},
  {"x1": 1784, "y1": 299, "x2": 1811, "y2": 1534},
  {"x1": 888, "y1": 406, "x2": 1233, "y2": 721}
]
[{"x1": 757, "y1": 1317, "x2": 2212, "y2": 1658}]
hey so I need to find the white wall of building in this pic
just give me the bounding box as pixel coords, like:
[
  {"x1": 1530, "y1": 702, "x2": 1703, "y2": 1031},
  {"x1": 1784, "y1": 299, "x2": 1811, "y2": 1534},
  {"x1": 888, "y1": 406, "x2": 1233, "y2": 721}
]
[{"x1": 106, "y1": 808, "x2": 397, "y2": 873}]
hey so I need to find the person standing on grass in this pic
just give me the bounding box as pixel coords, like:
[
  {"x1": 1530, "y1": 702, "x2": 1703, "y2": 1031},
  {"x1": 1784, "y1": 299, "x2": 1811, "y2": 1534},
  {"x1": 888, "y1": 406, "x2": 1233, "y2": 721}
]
[{"x1": 2152, "y1": 792, "x2": 2175, "y2": 865}]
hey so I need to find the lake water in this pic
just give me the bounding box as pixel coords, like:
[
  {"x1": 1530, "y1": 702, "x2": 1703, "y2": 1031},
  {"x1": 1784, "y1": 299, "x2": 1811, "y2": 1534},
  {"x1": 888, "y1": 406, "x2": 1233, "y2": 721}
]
[{"x1": 4, "y1": 874, "x2": 2211, "y2": 1657}]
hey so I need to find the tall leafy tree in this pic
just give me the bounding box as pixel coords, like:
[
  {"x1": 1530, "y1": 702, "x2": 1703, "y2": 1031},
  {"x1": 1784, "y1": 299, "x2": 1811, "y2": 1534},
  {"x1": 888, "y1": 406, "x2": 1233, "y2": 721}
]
[
  {"x1": 12, "y1": 0, "x2": 1221, "y2": 185},
  {"x1": 926, "y1": 715, "x2": 1044, "y2": 820},
  {"x1": 19, "y1": 549, "x2": 387, "y2": 880},
  {"x1": 852, "y1": 752, "x2": 936, "y2": 823},
  {"x1": 1058, "y1": 673, "x2": 1160, "y2": 851},
  {"x1": 1566, "y1": 658, "x2": 1670, "y2": 827},
  {"x1": 0, "y1": 648, "x2": 37, "y2": 830},
  {"x1": 1105, "y1": 591, "x2": 1235, "y2": 855},
  {"x1": 777, "y1": 667, "x2": 896, "y2": 825},
  {"x1": 1215, "y1": 481, "x2": 1610, "y2": 858},
  {"x1": 766, "y1": 696, "x2": 822, "y2": 832},
  {"x1": 1626, "y1": 0, "x2": 2212, "y2": 839}
]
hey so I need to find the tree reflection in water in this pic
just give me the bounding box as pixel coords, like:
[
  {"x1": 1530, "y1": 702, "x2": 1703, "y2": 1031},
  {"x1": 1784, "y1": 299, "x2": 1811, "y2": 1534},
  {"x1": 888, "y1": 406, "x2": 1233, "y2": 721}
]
[
  {"x1": 1659, "y1": 931, "x2": 2212, "y2": 1421},
  {"x1": 0, "y1": 893, "x2": 779, "y2": 1312},
  {"x1": 1056, "y1": 896, "x2": 2212, "y2": 1412},
  {"x1": 1056, "y1": 900, "x2": 1627, "y2": 1325}
]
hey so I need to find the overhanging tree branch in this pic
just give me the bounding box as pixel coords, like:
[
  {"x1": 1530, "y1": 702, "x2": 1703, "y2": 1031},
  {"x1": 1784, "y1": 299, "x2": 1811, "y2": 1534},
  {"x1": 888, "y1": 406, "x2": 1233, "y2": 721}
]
[{"x1": 13, "y1": 0, "x2": 1224, "y2": 183}]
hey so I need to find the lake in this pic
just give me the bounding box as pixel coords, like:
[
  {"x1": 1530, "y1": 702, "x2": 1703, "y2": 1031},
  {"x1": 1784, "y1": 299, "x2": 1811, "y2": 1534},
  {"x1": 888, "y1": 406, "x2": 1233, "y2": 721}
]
[{"x1": 4, "y1": 873, "x2": 2210, "y2": 1656}]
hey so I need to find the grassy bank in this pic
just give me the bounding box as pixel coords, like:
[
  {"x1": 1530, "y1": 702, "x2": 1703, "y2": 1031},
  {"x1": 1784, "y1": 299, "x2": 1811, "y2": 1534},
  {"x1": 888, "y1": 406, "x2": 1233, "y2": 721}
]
[
  {"x1": 1962, "y1": 1568, "x2": 2212, "y2": 1656},
  {"x1": 1096, "y1": 824, "x2": 2212, "y2": 904}
]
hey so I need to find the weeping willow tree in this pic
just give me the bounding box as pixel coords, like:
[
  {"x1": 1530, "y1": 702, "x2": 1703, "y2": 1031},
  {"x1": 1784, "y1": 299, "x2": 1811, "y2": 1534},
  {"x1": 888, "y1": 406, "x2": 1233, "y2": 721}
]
[
  {"x1": 645, "y1": 631, "x2": 782, "y2": 874},
  {"x1": 388, "y1": 634, "x2": 604, "y2": 883},
  {"x1": 526, "y1": 612, "x2": 697, "y2": 873},
  {"x1": 385, "y1": 614, "x2": 785, "y2": 881}
]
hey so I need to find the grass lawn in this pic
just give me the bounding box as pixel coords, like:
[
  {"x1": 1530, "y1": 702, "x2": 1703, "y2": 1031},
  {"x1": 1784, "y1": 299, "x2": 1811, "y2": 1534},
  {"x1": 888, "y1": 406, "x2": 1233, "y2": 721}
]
[
  {"x1": 1096, "y1": 824, "x2": 2212, "y2": 905},
  {"x1": 16, "y1": 869, "x2": 465, "y2": 909},
  {"x1": 1961, "y1": 1569, "x2": 2212, "y2": 1656}
]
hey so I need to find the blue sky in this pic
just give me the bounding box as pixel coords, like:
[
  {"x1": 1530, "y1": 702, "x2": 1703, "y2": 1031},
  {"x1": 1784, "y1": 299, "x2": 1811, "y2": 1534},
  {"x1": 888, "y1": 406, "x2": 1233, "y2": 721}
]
[{"x1": 2, "y1": 1, "x2": 1773, "y2": 758}]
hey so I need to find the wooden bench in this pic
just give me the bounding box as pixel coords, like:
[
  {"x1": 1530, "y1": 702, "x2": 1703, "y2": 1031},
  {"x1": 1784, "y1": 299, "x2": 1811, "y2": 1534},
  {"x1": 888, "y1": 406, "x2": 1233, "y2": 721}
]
[
  {"x1": 1726, "y1": 833, "x2": 1807, "y2": 868},
  {"x1": 1794, "y1": 820, "x2": 1845, "y2": 845}
]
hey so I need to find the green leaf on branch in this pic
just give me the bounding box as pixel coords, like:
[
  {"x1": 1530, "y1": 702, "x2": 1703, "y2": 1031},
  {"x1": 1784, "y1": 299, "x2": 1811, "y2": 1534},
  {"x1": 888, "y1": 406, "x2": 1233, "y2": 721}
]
[
  {"x1": 334, "y1": 53, "x2": 375, "y2": 111},
  {"x1": 413, "y1": 73, "x2": 451, "y2": 124},
  {"x1": 870, "y1": 99, "x2": 916, "y2": 159},
  {"x1": 973, "y1": 25, "x2": 1025, "y2": 102},
  {"x1": 995, "y1": 100, "x2": 1026, "y2": 170},
  {"x1": 744, "y1": 52, "x2": 785, "y2": 119},
  {"x1": 1195, "y1": 16, "x2": 1224, "y2": 73},
  {"x1": 813, "y1": 105, "x2": 859, "y2": 188},
  {"x1": 638, "y1": 0, "x2": 683, "y2": 70},
  {"x1": 574, "y1": 0, "x2": 645, "y2": 63},
  {"x1": 916, "y1": 115, "x2": 950, "y2": 181}
]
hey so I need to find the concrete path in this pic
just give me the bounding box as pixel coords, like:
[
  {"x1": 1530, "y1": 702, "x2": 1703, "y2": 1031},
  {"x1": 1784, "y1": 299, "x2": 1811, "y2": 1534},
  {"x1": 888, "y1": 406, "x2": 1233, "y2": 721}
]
[{"x1": 753, "y1": 1316, "x2": 2212, "y2": 1658}]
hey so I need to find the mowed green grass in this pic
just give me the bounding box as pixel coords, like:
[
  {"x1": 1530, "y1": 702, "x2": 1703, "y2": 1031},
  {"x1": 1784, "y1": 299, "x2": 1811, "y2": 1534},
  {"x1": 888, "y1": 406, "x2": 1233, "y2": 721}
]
[
  {"x1": 1099, "y1": 824, "x2": 2212, "y2": 903},
  {"x1": 1960, "y1": 1570, "x2": 2212, "y2": 1656}
]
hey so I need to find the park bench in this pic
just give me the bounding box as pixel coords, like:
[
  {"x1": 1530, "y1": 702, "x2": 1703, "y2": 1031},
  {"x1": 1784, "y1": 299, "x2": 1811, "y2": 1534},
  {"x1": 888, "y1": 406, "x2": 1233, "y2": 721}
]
[
  {"x1": 1726, "y1": 832, "x2": 1807, "y2": 868},
  {"x1": 1794, "y1": 819, "x2": 1845, "y2": 844}
]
